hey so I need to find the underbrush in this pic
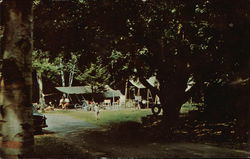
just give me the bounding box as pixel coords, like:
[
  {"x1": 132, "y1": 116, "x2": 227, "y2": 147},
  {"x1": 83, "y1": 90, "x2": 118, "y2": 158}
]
[
  {"x1": 31, "y1": 135, "x2": 91, "y2": 158},
  {"x1": 141, "y1": 115, "x2": 250, "y2": 150}
]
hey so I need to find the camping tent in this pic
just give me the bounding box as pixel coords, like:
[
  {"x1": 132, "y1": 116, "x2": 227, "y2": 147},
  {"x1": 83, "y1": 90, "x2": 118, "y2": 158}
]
[
  {"x1": 56, "y1": 85, "x2": 124, "y2": 106},
  {"x1": 129, "y1": 76, "x2": 158, "y2": 89},
  {"x1": 128, "y1": 76, "x2": 159, "y2": 106},
  {"x1": 103, "y1": 85, "x2": 123, "y2": 98},
  {"x1": 55, "y1": 86, "x2": 94, "y2": 94},
  {"x1": 55, "y1": 85, "x2": 122, "y2": 97}
]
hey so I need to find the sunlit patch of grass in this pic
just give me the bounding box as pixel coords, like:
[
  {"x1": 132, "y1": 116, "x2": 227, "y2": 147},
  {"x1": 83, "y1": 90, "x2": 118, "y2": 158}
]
[
  {"x1": 46, "y1": 109, "x2": 151, "y2": 126},
  {"x1": 180, "y1": 103, "x2": 200, "y2": 114}
]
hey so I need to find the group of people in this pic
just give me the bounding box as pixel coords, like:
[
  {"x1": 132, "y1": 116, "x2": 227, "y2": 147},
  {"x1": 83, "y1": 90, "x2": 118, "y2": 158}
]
[
  {"x1": 59, "y1": 96, "x2": 70, "y2": 109},
  {"x1": 58, "y1": 96, "x2": 100, "y2": 119}
]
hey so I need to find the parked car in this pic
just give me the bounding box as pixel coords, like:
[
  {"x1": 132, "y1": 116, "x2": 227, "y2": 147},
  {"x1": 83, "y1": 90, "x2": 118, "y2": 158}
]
[{"x1": 32, "y1": 105, "x2": 47, "y2": 133}]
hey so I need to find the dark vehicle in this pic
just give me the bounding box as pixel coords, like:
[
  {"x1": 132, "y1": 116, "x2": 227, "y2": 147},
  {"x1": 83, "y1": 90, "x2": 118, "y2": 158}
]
[{"x1": 33, "y1": 106, "x2": 47, "y2": 133}]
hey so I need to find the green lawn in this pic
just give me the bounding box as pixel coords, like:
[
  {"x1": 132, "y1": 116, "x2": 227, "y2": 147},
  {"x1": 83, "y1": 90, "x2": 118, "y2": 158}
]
[
  {"x1": 45, "y1": 108, "x2": 152, "y2": 126},
  {"x1": 180, "y1": 103, "x2": 201, "y2": 114},
  {"x1": 33, "y1": 109, "x2": 151, "y2": 157}
]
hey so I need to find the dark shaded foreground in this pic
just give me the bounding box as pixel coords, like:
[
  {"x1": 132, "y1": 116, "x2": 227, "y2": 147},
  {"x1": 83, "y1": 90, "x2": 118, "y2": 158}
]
[{"x1": 30, "y1": 113, "x2": 250, "y2": 158}]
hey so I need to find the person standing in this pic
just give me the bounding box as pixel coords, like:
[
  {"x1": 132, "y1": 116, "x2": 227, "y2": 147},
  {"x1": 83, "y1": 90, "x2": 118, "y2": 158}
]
[
  {"x1": 59, "y1": 96, "x2": 65, "y2": 108},
  {"x1": 63, "y1": 97, "x2": 70, "y2": 109},
  {"x1": 94, "y1": 103, "x2": 100, "y2": 120}
]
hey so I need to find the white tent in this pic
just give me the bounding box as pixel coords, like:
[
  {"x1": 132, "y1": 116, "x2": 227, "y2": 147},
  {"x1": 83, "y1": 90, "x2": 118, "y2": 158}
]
[{"x1": 129, "y1": 76, "x2": 159, "y2": 88}]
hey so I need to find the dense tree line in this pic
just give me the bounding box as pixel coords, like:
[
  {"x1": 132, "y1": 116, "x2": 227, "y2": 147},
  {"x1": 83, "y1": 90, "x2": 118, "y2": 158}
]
[{"x1": 0, "y1": 0, "x2": 249, "y2": 156}]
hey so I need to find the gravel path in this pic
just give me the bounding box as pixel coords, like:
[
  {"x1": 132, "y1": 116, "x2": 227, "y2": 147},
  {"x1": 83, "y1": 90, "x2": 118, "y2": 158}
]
[{"x1": 44, "y1": 113, "x2": 97, "y2": 135}]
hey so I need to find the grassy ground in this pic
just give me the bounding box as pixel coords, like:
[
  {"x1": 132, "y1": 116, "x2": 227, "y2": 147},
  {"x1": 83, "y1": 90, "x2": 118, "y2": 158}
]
[
  {"x1": 180, "y1": 102, "x2": 202, "y2": 114},
  {"x1": 31, "y1": 108, "x2": 152, "y2": 157},
  {"x1": 44, "y1": 103, "x2": 199, "y2": 126},
  {"x1": 45, "y1": 108, "x2": 152, "y2": 127}
]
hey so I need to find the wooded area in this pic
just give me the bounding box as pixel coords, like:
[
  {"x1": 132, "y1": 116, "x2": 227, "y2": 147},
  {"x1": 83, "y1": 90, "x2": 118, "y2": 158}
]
[{"x1": 0, "y1": 0, "x2": 249, "y2": 158}]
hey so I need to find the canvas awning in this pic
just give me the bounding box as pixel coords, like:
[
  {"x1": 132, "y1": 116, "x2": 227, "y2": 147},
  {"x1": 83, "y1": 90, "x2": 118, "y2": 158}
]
[
  {"x1": 104, "y1": 85, "x2": 123, "y2": 98},
  {"x1": 56, "y1": 85, "x2": 123, "y2": 97},
  {"x1": 129, "y1": 76, "x2": 158, "y2": 89},
  {"x1": 129, "y1": 80, "x2": 146, "y2": 89},
  {"x1": 55, "y1": 86, "x2": 94, "y2": 94}
]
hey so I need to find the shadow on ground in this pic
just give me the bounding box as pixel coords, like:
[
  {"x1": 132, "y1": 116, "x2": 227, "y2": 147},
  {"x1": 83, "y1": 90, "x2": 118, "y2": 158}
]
[
  {"x1": 31, "y1": 134, "x2": 91, "y2": 158},
  {"x1": 30, "y1": 115, "x2": 250, "y2": 158},
  {"x1": 69, "y1": 120, "x2": 250, "y2": 158}
]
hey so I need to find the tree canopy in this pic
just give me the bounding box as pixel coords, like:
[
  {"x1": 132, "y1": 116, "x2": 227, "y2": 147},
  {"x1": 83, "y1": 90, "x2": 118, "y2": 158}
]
[{"x1": 32, "y1": 0, "x2": 250, "y2": 124}]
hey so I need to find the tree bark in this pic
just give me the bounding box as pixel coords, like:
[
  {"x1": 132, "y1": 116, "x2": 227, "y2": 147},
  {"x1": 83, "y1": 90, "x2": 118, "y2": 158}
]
[
  {"x1": 124, "y1": 79, "x2": 128, "y2": 107},
  {"x1": 158, "y1": 74, "x2": 189, "y2": 128},
  {"x1": 36, "y1": 71, "x2": 46, "y2": 112},
  {"x1": 60, "y1": 61, "x2": 66, "y2": 97},
  {"x1": 60, "y1": 62, "x2": 65, "y2": 87},
  {"x1": 0, "y1": 0, "x2": 34, "y2": 158},
  {"x1": 69, "y1": 63, "x2": 75, "y2": 87}
]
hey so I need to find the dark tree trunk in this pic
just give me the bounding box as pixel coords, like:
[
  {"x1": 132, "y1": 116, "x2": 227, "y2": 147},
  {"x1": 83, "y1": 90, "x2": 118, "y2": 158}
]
[{"x1": 158, "y1": 74, "x2": 189, "y2": 128}]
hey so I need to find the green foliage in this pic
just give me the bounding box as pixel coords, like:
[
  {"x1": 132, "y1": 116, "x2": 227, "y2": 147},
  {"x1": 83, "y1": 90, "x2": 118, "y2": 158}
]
[
  {"x1": 32, "y1": 50, "x2": 81, "y2": 86},
  {"x1": 32, "y1": 50, "x2": 60, "y2": 84},
  {"x1": 32, "y1": 0, "x2": 250, "y2": 81},
  {"x1": 76, "y1": 58, "x2": 110, "y2": 92},
  {"x1": 33, "y1": 0, "x2": 250, "y2": 121},
  {"x1": 57, "y1": 53, "x2": 80, "y2": 76},
  {"x1": 32, "y1": 50, "x2": 58, "y2": 73}
]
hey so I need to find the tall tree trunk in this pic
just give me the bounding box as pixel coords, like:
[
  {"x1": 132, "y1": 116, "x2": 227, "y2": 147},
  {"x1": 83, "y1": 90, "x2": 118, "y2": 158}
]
[
  {"x1": 124, "y1": 80, "x2": 128, "y2": 107},
  {"x1": 0, "y1": 0, "x2": 34, "y2": 158},
  {"x1": 158, "y1": 75, "x2": 189, "y2": 129},
  {"x1": 69, "y1": 63, "x2": 75, "y2": 87},
  {"x1": 36, "y1": 71, "x2": 46, "y2": 112},
  {"x1": 60, "y1": 62, "x2": 65, "y2": 87},
  {"x1": 60, "y1": 61, "x2": 66, "y2": 97}
]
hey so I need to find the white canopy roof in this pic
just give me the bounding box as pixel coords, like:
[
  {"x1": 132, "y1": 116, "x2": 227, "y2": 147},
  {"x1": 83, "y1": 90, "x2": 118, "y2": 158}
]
[
  {"x1": 129, "y1": 76, "x2": 158, "y2": 89},
  {"x1": 55, "y1": 85, "x2": 123, "y2": 98}
]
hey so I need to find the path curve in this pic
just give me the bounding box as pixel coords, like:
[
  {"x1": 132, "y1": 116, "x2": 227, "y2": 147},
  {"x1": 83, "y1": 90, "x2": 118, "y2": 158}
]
[{"x1": 44, "y1": 113, "x2": 97, "y2": 135}]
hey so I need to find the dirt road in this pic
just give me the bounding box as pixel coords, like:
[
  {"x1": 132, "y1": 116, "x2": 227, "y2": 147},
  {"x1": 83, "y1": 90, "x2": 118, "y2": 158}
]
[{"x1": 43, "y1": 113, "x2": 250, "y2": 158}]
